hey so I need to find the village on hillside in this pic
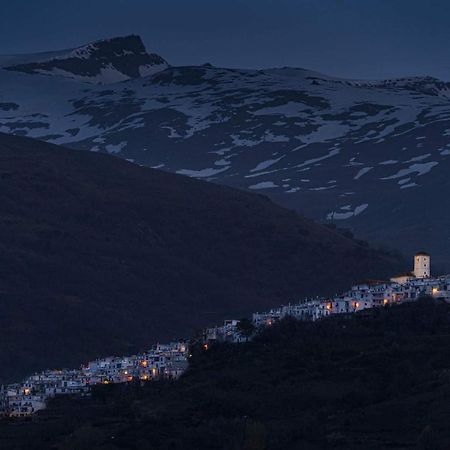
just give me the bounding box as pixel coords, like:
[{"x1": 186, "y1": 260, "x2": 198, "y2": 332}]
[{"x1": 2, "y1": 252, "x2": 449, "y2": 418}]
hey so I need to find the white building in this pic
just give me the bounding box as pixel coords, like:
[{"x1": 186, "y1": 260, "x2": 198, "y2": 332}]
[
  {"x1": 7, "y1": 393, "x2": 47, "y2": 417},
  {"x1": 414, "y1": 251, "x2": 431, "y2": 278},
  {"x1": 3, "y1": 340, "x2": 189, "y2": 417},
  {"x1": 391, "y1": 252, "x2": 431, "y2": 284},
  {"x1": 205, "y1": 320, "x2": 249, "y2": 343},
  {"x1": 281, "y1": 300, "x2": 330, "y2": 322}
]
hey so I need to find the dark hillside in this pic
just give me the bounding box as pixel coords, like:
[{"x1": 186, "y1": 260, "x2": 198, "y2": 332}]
[
  {"x1": 2, "y1": 300, "x2": 450, "y2": 449},
  {"x1": 0, "y1": 133, "x2": 403, "y2": 382}
]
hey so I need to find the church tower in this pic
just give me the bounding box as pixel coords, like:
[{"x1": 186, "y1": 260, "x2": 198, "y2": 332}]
[{"x1": 414, "y1": 252, "x2": 430, "y2": 278}]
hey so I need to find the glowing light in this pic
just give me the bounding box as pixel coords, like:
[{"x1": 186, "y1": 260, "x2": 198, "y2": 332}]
[
  {"x1": 24, "y1": 388, "x2": 30, "y2": 395},
  {"x1": 432, "y1": 287, "x2": 439, "y2": 294},
  {"x1": 326, "y1": 303, "x2": 332, "y2": 310},
  {"x1": 383, "y1": 299, "x2": 389, "y2": 305},
  {"x1": 141, "y1": 360, "x2": 148, "y2": 367},
  {"x1": 203, "y1": 344, "x2": 209, "y2": 350},
  {"x1": 103, "y1": 380, "x2": 110, "y2": 385}
]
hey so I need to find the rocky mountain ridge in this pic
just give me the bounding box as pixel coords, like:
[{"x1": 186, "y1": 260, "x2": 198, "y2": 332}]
[
  {"x1": 0, "y1": 36, "x2": 448, "y2": 267},
  {"x1": 2, "y1": 35, "x2": 168, "y2": 84}
]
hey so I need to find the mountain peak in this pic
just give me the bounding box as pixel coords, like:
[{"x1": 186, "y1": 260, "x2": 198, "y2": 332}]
[
  {"x1": 3, "y1": 35, "x2": 169, "y2": 84},
  {"x1": 67, "y1": 35, "x2": 148, "y2": 59},
  {"x1": 352, "y1": 75, "x2": 450, "y2": 98}
]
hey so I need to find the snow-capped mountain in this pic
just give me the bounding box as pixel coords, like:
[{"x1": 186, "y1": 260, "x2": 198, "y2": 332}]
[
  {"x1": 1, "y1": 35, "x2": 168, "y2": 84},
  {"x1": 0, "y1": 36, "x2": 449, "y2": 267}
]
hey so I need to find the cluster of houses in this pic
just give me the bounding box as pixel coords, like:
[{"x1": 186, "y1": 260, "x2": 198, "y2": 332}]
[
  {"x1": 0, "y1": 341, "x2": 188, "y2": 418},
  {"x1": 205, "y1": 252, "x2": 450, "y2": 343},
  {"x1": 2, "y1": 251, "x2": 449, "y2": 418}
]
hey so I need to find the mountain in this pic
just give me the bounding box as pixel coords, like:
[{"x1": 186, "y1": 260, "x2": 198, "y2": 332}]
[
  {"x1": 0, "y1": 36, "x2": 449, "y2": 267},
  {"x1": 1, "y1": 35, "x2": 168, "y2": 84},
  {"x1": 0, "y1": 133, "x2": 403, "y2": 383},
  {"x1": 3, "y1": 300, "x2": 450, "y2": 450}
]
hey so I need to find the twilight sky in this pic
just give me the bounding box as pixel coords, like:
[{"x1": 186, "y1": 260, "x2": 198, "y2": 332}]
[{"x1": 1, "y1": 0, "x2": 450, "y2": 80}]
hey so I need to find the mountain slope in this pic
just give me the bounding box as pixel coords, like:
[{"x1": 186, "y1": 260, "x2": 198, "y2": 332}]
[
  {"x1": 0, "y1": 133, "x2": 403, "y2": 383},
  {"x1": 0, "y1": 36, "x2": 448, "y2": 265},
  {"x1": 3, "y1": 300, "x2": 450, "y2": 450},
  {"x1": 1, "y1": 35, "x2": 168, "y2": 84}
]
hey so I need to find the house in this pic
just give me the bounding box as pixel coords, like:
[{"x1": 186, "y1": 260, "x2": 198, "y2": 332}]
[
  {"x1": 430, "y1": 276, "x2": 450, "y2": 300},
  {"x1": 281, "y1": 300, "x2": 331, "y2": 321},
  {"x1": 205, "y1": 320, "x2": 249, "y2": 344},
  {"x1": 7, "y1": 393, "x2": 46, "y2": 417},
  {"x1": 390, "y1": 272, "x2": 415, "y2": 285},
  {"x1": 252, "y1": 308, "x2": 283, "y2": 327}
]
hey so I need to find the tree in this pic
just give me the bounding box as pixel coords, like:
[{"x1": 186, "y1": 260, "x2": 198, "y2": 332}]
[
  {"x1": 243, "y1": 421, "x2": 267, "y2": 450},
  {"x1": 417, "y1": 425, "x2": 438, "y2": 450},
  {"x1": 237, "y1": 318, "x2": 255, "y2": 341}
]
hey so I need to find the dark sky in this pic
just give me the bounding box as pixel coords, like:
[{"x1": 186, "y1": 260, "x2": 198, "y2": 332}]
[{"x1": 1, "y1": 0, "x2": 450, "y2": 80}]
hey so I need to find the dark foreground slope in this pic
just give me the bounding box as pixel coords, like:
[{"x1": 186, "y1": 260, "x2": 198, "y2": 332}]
[
  {"x1": 2, "y1": 300, "x2": 450, "y2": 450},
  {"x1": 0, "y1": 133, "x2": 402, "y2": 383}
]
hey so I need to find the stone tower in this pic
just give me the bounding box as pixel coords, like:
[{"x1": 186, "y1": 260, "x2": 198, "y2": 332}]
[{"x1": 414, "y1": 251, "x2": 430, "y2": 278}]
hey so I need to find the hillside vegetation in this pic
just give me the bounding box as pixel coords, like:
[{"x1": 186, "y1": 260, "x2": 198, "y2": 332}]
[
  {"x1": 0, "y1": 133, "x2": 403, "y2": 383},
  {"x1": 2, "y1": 300, "x2": 450, "y2": 449}
]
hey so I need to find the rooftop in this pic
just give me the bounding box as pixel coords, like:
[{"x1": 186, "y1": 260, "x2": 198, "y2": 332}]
[
  {"x1": 391, "y1": 272, "x2": 415, "y2": 279},
  {"x1": 353, "y1": 279, "x2": 390, "y2": 286}
]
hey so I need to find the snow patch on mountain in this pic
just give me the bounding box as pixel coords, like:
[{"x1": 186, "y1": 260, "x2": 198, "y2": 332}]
[
  {"x1": 406, "y1": 154, "x2": 431, "y2": 163},
  {"x1": 249, "y1": 181, "x2": 279, "y2": 190},
  {"x1": 379, "y1": 160, "x2": 398, "y2": 165},
  {"x1": 400, "y1": 182, "x2": 419, "y2": 189},
  {"x1": 105, "y1": 141, "x2": 128, "y2": 154},
  {"x1": 250, "y1": 157, "x2": 284, "y2": 173},
  {"x1": 296, "y1": 148, "x2": 340, "y2": 169},
  {"x1": 382, "y1": 162, "x2": 438, "y2": 180},
  {"x1": 177, "y1": 167, "x2": 229, "y2": 178},
  {"x1": 354, "y1": 167, "x2": 373, "y2": 180},
  {"x1": 2, "y1": 39, "x2": 450, "y2": 266},
  {"x1": 327, "y1": 203, "x2": 369, "y2": 220}
]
